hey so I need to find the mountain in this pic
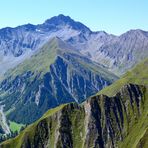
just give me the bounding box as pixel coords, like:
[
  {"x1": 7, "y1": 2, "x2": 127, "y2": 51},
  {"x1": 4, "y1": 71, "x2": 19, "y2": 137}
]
[
  {"x1": 1, "y1": 58, "x2": 147, "y2": 148},
  {"x1": 91, "y1": 29, "x2": 148, "y2": 75},
  {"x1": 0, "y1": 37, "x2": 117, "y2": 133},
  {"x1": 0, "y1": 15, "x2": 90, "y2": 57},
  {"x1": 0, "y1": 15, "x2": 148, "y2": 76},
  {"x1": 70, "y1": 29, "x2": 148, "y2": 75},
  {"x1": 98, "y1": 58, "x2": 148, "y2": 96},
  {"x1": 0, "y1": 15, "x2": 91, "y2": 76},
  {"x1": 0, "y1": 14, "x2": 147, "y2": 144}
]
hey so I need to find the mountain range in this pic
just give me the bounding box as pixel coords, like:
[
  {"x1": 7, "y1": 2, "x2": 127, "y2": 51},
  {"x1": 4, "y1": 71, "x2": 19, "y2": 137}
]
[
  {"x1": 0, "y1": 15, "x2": 148, "y2": 76},
  {"x1": 0, "y1": 14, "x2": 147, "y2": 147}
]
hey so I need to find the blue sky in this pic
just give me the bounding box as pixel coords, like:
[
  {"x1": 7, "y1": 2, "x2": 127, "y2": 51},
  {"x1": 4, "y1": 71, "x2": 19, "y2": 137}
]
[{"x1": 0, "y1": 0, "x2": 148, "y2": 35}]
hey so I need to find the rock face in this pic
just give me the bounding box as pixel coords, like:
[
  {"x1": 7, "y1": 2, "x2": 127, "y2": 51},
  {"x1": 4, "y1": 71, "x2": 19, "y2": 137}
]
[
  {"x1": 0, "y1": 38, "x2": 117, "y2": 125},
  {"x1": 0, "y1": 14, "x2": 91, "y2": 76},
  {"x1": 92, "y1": 30, "x2": 148, "y2": 74},
  {"x1": 71, "y1": 29, "x2": 148, "y2": 75},
  {"x1": 0, "y1": 15, "x2": 90, "y2": 57},
  {"x1": 1, "y1": 83, "x2": 147, "y2": 148},
  {"x1": 0, "y1": 15, "x2": 148, "y2": 76}
]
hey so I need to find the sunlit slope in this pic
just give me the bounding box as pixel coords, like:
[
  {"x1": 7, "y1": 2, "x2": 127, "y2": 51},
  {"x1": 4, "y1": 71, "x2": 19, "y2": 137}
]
[{"x1": 98, "y1": 58, "x2": 148, "y2": 97}]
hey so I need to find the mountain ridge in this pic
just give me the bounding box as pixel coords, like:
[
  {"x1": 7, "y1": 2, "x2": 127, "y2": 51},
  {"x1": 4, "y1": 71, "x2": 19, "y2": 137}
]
[
  {"x1": 0, "y1": 14, "x2": 148, "y2": 76},
  {"x1": 0, "y1": 38, "x2": 117, "y2": 129},
  {"x1": 0, "y1": 15, "x2": 147, "y2": 144},
  {"x1": 1, "y1": 58, "x2": 147, "y2": 148}
]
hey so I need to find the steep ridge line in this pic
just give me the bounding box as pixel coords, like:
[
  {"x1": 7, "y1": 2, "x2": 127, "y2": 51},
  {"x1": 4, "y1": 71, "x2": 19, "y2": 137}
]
[{"x1": 0, "y1": 83, "x2": 147, "y2": 148}]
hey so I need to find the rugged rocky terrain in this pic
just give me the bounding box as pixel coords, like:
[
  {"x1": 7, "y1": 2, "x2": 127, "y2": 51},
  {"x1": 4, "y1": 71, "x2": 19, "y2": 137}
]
[
  {"x1": 0, "y1": 14, "x2": 147, "y2": 147},
  {"x1": 0, "y1": 14, "x2": 90, "y2": 76},
  {"x1": 0, "y1": 15, "x2": 148, "y2": 76},
  {"x1": 0, "y1": 37, "x2": 117, "y2": 133},
  {"x1": 1, "y1": 59, "x2": 147, "y2": 148}
]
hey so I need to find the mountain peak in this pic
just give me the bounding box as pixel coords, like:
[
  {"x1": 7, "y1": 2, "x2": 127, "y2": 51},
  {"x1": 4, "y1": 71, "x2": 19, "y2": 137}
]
[
  {"x1": 44, "y1": 14, "x2": 72, "y2": 25},
  {"x1": 120, "y1": 29, "x2": 148, "y2": 39},
  {"x1": 43, "y1": 14, "x2": 91, "y2": 33}
]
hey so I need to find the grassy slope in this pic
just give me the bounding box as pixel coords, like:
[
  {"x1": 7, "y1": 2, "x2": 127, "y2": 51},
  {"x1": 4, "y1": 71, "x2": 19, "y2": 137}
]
[
  {"x1": 1, "y1": 105, "x2": 66, "y2": 148},
  {"x1": 118, "y1": 86, "x2": 148, "y2": 148},
  {"x1": 98, "y1": 58, "x2": 148, "y2": 148},
  {"x1": 98, "y1": 58, "x2": 148, "y2": 97},
  {"x1": 9, "y1": 121, "x2": 24, "y2": 133},
  {"x1": 136, "y1": 129, "x2": 148, "y2": 148},
  {"x1": 3, "y1": 38, "x2": 58, "y2": 80},
  {"x1": 0, "y1": 59, "x2": 148, "y2": 147}
]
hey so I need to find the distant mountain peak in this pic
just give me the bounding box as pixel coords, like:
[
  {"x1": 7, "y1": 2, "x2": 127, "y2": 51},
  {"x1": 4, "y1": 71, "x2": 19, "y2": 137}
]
[
  {"x1": 44, "y1": 14, "x2": 72, "y2": 24},
  {"x1": 43, "y1": 14, "x2": 91, "y2": 33},
  {"x1": 120, "y1": 29, "x2": 148, "y2": 39}
]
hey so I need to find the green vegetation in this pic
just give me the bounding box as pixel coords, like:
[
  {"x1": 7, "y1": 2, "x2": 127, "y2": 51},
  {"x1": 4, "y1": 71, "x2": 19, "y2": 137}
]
[
  {"x1": 1, "y1": 104, "x2": 66, "y2": 148},
  {"x1": 118, "y1": 86, "x2": 148, "y2": 148},
  {"x1": 136, "y1": 129, "x2": 148, "y2": 148},
  {"x1": 9, "y1": 121, "x2": 24, "y2": 133},
  {"x1": 75, "y1": 56, "x2": 118, "y2": 82},
  {"x1": 98, "y1": 58, "x2": 148, "y2": 148},
  {"x1": 69, "y1": 107, "x2": 85, "y2": 148},
  {"x1": 0, "y1": 58, "x2": 147, "y2": 147},
  {"x1": 98, "y1": 58, "x2": 148, "y2": 97},
  {"x1": 4, "y1": 38, "x2": 58, "y2": 79}
]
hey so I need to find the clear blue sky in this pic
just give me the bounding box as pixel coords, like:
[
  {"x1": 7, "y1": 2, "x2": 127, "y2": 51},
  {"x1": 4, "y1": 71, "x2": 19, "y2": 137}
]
[{"x1": 0, "y1": 0, "x2": 148, "y2": 35}]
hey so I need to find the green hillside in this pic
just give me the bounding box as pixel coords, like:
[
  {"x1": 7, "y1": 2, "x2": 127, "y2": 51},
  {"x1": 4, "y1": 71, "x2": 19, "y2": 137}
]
[
  {"x1": 0, "y1": 37, "x2": 117, "y2": 132},
  {"x1": 1, "y1": 59, "x2": 147, "y2": 148},
  {"x1": 98, "y1": 58, "x2": 148, "y2": 148},
  {"x1": 98, "y1": 58, "x2": 148, "y2": 97},
  {"x1": 3, "y1": 38, "x2": 58, "y2": 80}
]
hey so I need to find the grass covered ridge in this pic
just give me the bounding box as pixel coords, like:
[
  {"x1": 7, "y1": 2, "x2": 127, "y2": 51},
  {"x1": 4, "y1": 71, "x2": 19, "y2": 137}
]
[
  {"x1": 98, "y1": 58, "x2": 148, "y2": 97},
  {"x1": 1, "y1": 58, "x2": 147, "y2": 148},
  {"x1": 4, "y1": 38, "x2": 58, "y2": 79},
  {"x1": 1, "y1": 104, "x2": 66, "y2": 148}
]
